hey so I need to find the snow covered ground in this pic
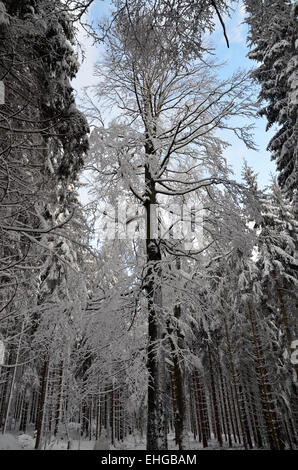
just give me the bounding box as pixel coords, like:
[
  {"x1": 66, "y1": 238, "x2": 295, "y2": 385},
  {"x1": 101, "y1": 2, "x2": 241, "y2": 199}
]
[{"x1": 0, "y1": 432, "x2": 245, "y2": 450}]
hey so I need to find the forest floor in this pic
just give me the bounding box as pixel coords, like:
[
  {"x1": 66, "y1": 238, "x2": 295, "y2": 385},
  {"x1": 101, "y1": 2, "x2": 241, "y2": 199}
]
[{"x1": 0, "y1": 431, "x2": 246, "y2": 450}]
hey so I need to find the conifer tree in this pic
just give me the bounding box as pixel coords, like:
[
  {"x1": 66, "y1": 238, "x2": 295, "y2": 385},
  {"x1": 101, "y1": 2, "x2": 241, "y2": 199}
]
[{"x1": 245, "y1": 0, "x2": 298, "y2": 216}]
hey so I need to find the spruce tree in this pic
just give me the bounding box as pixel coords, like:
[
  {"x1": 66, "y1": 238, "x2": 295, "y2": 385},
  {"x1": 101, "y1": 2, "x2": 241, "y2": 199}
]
[{"x1": 245, "y1": 0, "x2": 298, "y2": 216}]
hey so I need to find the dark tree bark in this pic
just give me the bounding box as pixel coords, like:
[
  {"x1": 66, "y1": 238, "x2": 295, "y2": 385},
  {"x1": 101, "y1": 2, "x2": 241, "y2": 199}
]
[
  {"x1": 194, "y1": 370, "x2": 208, "y2": 448},
  {"x1": 218, "y1": 361, "x2": 232, "y2": 447},
  {"x1": 35, "y1": 359, "x2": 49, "y2": 450},
  {"x1": 208, "y1": 346, "x2": 223, "y2": 447},
  {"x1": 145, "y1": 140, "x2": 167, "y2": 450},
  {"x1": 54, "y1": 360, "x2": 64, "y2": 437},
  {"x1": 223, "y1": 310, "x2": 248, "y2": 449},
  {"x1": 247, "y1": 303, "x2": 285, "y2": 450}
]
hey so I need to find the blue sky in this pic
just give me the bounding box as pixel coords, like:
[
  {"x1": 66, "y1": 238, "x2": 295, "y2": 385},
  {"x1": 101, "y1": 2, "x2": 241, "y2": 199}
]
[
  {"x1": 72, "y1": 0, "x2": 277, "y2": 193},
  {"x1": 209, "y1": 3, "x2": 277, "y2": 188}
]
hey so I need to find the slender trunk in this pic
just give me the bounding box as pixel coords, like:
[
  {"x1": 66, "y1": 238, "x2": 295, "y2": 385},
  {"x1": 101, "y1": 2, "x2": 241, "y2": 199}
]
[
  {"x1": 272, "y1": 271, "x2": 292, "y2": 351},
  {"x1": 96, "y1": 395, "x2": 100, "y2": 441},
  {"x1": 145, "y1": 151, "x2": 167, "y2": 450},
  {"x1": 247, "y1": 302, "x2": 284, "y2": 450},
  {"x1": 194, "y1": 370, "x2": 208, "y2": 448},
  {"x1": 245, "y1": 373, "x2": 263, "y2": 448},
  {"x1": 3, "y1": 320, "x2": 24, "y2": 434},
  {"x1": 224, "y1": 375, "x2": 238, "y2": 444},
  {"x1": 119, "y1": 391, "x2": 124, "y2": 442},
  {"x1": 218, "y1": 361, "x2": 232, "y2": 447},
  {"x1": 170, "y1": 342, "x2": 188, "y2": 449},
  {"x1": 54, "y1": 360, "x2": 64, "y2": 437},
  {"x1": 218, "y1": 378, "x2": 227, "y2": 441},
  {"x1": 81, "y1": 400, "x2": 89, "y2": 438},
  {"x1": 272, "y1": 271, "x2": 298, "y2": 434},
  {"x1": 238, "y1": 380, "x2": 253, "y2": 449},
  {"x1": 170, "y1": 371, "x2": 178, "y2": 444},
  {"x1": 208, "y1": 347, "x2": 222, "y2": 446},
  {"x1": 19, "y1": 392, "x2": 29, "y2": 433},
  {"x1": 110, "y1": 388, "x2": 114, "y2": 446},
  {"x1": 188, "y1": 378, "x2": 197, "y2": 440},
  {"x1": 167, "y1": 274, "x2": 188, "y2": 450},
  {"x1": 229, "y1": 382, "x2": 242, "y2": 444},
  {"x1": 104, "y1": 391, "x2": 107, "y2": 430},
  {"x1": 0, "y1": 360, "x2": 11, "y2": 428},
  {"x1": 35, "y1": 359, "x2": 49, "y2": 450},
  {"x1": 222, "y1": 309, "x2": 248, "y2": 449}
]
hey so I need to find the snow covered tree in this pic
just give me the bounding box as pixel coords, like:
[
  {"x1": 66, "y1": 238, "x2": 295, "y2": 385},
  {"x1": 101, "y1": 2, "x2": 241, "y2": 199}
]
[
  {"x1": 109, "y1": 0, "x2": 234, "y2": 63},
  {"x1": 0, "y1": 0, "x2": 89, "y2": 290},
  {"x1": 245, "y1": 0, "x2": 298, "y2": 216},
  {"x1": 0, "y1": 0, "x2": 90, "y2": 444},
  {"x1": 86, "y1": 1, "x2": 257, "y2": 449},
  {"x1": 1, "y1": 0, "x2": 297, "y2": 451},
  {"x1": 72, "y1": 0, "x2": 235, "y2": 62}
]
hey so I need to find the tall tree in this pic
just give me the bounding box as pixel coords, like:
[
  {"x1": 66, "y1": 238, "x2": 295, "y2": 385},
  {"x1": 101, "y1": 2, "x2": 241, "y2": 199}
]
[
  {"x1": 87, "y1": 2, "x2": 256, "y2": 449},
  {"x1": 245, "y1": 0, "x2": 298, "y2": 216}
]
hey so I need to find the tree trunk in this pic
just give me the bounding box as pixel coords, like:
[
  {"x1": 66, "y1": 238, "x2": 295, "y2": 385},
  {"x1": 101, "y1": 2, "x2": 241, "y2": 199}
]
[
  {"x1": 110, "y1": 388, "x2": 114, "y2": 446},
  {"x1": 224, "y1": 375, "x2": 238, "y2": 444},
  {"x1": 145, "y1": 153, "x2": 167, "y2": 450},
  {"x1": 188, "y1": 378, "x2": 197, "y2": 440},
  {"x1": 95, "y1": 395, "x2": 100, "y2": 441},
  {"x1": 19, "y1": 394, "x2": 29, "y2": 433},
  {"x1": 238, "y1": 380, "x2": 253, "y2": 449},
  {"x1": 218, "y1": 361, "x2": 232, "y2": 447},
  {"x1": 208, "y1": 347, "x2": 222, "y2": 447},
  {"x1": 222, "y1": 309, "x2": 248, "y2": 449},
  {"x1": 194, "y1": 370, "x2": 208, "y2": 448},
  {"x1": 54, "y1": 360, "x2": 64, "y2": 437},
  {"x1": 247, "y1": 302, "x2": 284, "y2": 450},
  {"x1": 167, "y1": 276, "x2": 188, "y2": 450},
  {"x1": 3, "y1": 320, "x2": 24, "y2": 434},
  {"x1": 35, "y1": 359, "x2": 49, "y2": 450},
  {"x1": 170, "y1": 339, "x2": 188, "y2": 449}
]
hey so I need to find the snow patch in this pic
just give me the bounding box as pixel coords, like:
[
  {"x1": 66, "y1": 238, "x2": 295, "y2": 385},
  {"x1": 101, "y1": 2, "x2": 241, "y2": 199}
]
[{"x1": 0, "y1": 434, "x2": 21, "y2": 450}]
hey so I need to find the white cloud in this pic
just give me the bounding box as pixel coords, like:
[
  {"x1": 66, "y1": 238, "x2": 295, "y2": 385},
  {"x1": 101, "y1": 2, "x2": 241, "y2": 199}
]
[{"x1": 228, "y1": 3, "x2": 246, "y2": 45}]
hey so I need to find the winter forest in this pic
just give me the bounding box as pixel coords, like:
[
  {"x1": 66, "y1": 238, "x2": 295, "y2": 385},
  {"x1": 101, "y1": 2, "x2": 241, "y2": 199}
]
[{"x1": 0, "y1": 0, "x2": 297, "y2": 452}]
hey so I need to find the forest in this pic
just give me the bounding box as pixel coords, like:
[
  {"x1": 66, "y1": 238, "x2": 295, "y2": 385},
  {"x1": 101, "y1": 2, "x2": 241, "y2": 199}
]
[{"x1": 0, "y1": 0, "x2": 297, "y2": 451}]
